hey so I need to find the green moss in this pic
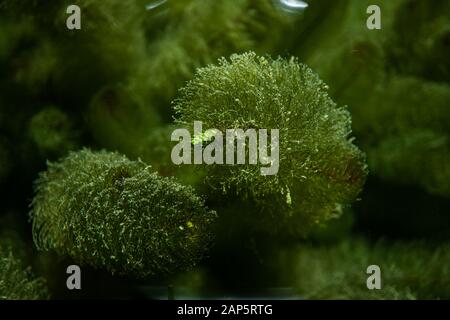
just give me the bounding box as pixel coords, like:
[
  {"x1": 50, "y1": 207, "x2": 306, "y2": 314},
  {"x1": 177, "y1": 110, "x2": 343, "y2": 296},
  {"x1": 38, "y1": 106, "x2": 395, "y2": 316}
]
[
  {"x1": 387, "y1": 0, "x2": 450, "y2": 82},
  {"x1": 368, "y1": 130, "x2": 450, "y2": 197},
  {"x1": 135, "y1": 125, "x2": 205, "y2": 188},
  {"x1": 135, "y1": 0, "x2": 292, "y2": 120},
  {"x1": 354, "y1": 77, "x2": 450, "y2": 144},
  {"x1": 175, "y1": 52, "x2": 367, "y2": 235},
  {"x1": 30, "y1": 149, "x2": 217, "y2": 278},
  {"x1": 1, "y1": 0, "x2": 149, "y2": 106},
  {"x1": 288, "y1": 0, "x2": 450, "y2": 199},
  {"x1": 278, "y1": 239, "x2": 450, "y2": 299},
  {"x1": 28, "y1": 106, "x2": 78, "y2": 158},
  {"x1": 86, "y1": 84, "x2": 161, "y2": 157},
  {"x1": 11, "y1": 39, "x2": 58, "y2": 94},
  {"x1": 354, "y1": 77, "x2": 450, "y2": 198},
  {"x1": 0, "y1": 241, "x2": 50, "y2": 300},
  {"x1": 0, "y1": 0, "x2": 448, "y2": 299},
  {"x1": 308, "y1": 208, "x2": 355, "y2": 244}
]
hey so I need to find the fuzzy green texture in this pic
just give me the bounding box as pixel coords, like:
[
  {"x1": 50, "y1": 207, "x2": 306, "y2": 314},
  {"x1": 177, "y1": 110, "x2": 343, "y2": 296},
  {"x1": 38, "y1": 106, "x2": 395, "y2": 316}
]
[
  {"x1": 360, "y1": 77, "x2": 450, "y2": 198},
  {"x1": 0, "y1": 13, "x2": 55, "y2": 95},
  {"x1": 30, "y1": 149, "x2": 217, "y2": 278},
  {"x1": 387, "y1": 0, "x2": 450, "y2": 82},
  {"x1": 86, "y1": 84, "x2": 161, "y2": 157},
  {"x1": 0, "y1": 0, "x2": 448, "y2": 299},
  {"x1": 28, "y1": 107, "x2": 78, "y2": 157},
  {"x1": 87, "y1": 0, "x2": 294, "y2": 153},
  {"x1": 368, "y1": 129, "x2": 450, "y2": 197},
  {"x1": 174, "y1": 52, "x2": 367, "y2": 234},
  {"x1": 135, "y1": 125, "x2": 205, "y2": 187},
  {"x1": 36, "y1": 1, "x2": 147, "y2": 101},
  {"x1": 138, "y1": 0, "x2": 291, "y2": 120},
  {"x1": 0, "y1": 0, "x2": 293, "y2": 156},
  {"x1": 0, "y1": 242, "x2": 50, "y2": 300},
  {"x1": 290, "y1": 0, "x2": 450, "y2": 199},
  {"x1": 278, "y1": 239, "x2": 450, "y2": 299}
]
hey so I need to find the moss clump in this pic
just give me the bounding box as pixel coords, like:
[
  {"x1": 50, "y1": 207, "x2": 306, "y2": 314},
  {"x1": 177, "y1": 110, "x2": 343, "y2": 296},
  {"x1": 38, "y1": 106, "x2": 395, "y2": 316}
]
[
  {"x1": 138, "y1": 0, "x2": 292, "y2": 120},
  {"x1": 387, "y1": 0, "x2": 450, "y2": 82},
  {"x1": 175, "y1": 52, "x2": 367, "y2": 235},
  {"x1": 0, "y1": 241, "x2": 50, "y2": 300},
  {"x1": 30, "y1": 149, "x2": 217, "y2": 278},
  {"x1": 28, "y1": 106, "x2": 78, "y2": 158},
  {"x1": 86, "y1": 84, "x2": 161, "y2": 158},
  {"x1": 289, "y1": 0, "x2": 450, "y2": 199},
  {"x1": 368, "y1": 129, "x2": 450, "y2": 198},
  {"x1": 278, "y1": 239, "x2": 450, "y2": 299}
]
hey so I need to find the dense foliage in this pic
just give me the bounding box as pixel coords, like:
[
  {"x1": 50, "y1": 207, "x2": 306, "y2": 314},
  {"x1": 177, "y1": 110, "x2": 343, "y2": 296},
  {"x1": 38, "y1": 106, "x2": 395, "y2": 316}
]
[{"x1": 0, "y1": 0, "x2": 448, "y2": 299}]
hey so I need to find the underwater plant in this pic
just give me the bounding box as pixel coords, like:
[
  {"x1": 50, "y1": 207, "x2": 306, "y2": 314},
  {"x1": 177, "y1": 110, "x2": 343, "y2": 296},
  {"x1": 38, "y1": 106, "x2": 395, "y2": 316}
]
[
  {"x1": 0, "y1": 0, "x2": 448, "y2": 300},
  {"x1": 138, "y1": 0, "x2": 292, "y2": 120},
  {"x1": 277, "y1": 239, "x2": 450, "y2": 300},
  {"x1": 28, "y1": 106, "x2": 79, "y2": 158},
  {"x1": 0, "y1": 240, "x2": 50, "y2": 300},
  {"x1": 174, "y1": 52, "x2": 367, "y2": 235},
  {"x1": 30, "y1": 149, "x2": 217, "y2": 278},
  {"x1": 291, "y1": 0, "x2": 450, "y2": 199}
]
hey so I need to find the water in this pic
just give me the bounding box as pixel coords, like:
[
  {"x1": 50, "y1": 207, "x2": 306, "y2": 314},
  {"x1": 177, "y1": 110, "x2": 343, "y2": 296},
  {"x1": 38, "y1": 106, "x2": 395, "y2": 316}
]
[
  {"x1": 145, "y1": 0, "x2": 168, "y2": 11},
  {"x1": 274, "y1": 0, "x2": 309, "y2": 14}
]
